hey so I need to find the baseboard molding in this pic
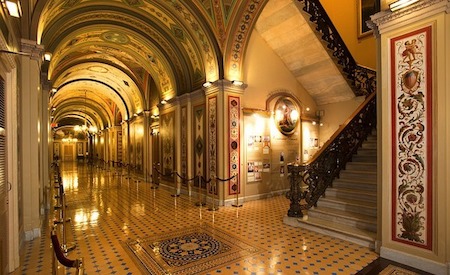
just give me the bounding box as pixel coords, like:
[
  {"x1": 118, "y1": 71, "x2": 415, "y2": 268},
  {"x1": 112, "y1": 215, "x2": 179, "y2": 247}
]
[
  {"x1": 24, "y1": 228, "x2": 41, "y2": 241},
  {"x1": 380, "y1": 246, "x2": 448, "y2": 275},
  {"x1": 224, "y1": 190, "x2": 288, "y2": 206}
]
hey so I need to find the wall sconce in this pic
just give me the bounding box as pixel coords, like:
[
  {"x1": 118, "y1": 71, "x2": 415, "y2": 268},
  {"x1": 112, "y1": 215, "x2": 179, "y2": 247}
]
[
  {"x1": 44, "y1": 52, "x2": 52, "y2": 61},
  {"x1": 232, "y1": 80, "x2": 244, "y2": 86},
  {"x1": 3, "y1": 0, "x2": 22, "y2": 17},
  {"x1": 151, "y1": 129, "x2": 159, "y2": 135},
  {"x1": 389, "y1": 0, "x2": 418, "y2": 11},
  {"x1": 203, "y1": 81, "x2": 212, "y2": 88}
]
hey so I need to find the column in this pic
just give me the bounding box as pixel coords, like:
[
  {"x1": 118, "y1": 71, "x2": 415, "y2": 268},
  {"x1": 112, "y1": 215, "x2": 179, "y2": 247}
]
[
  {"x1": 204, "y1": 80, "x2": 245, "y2": 205},
  {"x1": 20, "y1": 39, "x2": 44, "y2": 240}
]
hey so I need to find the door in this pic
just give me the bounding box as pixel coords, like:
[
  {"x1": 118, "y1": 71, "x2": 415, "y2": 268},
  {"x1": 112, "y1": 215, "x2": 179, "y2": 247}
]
[{"x1": 0, "y1": 76, "x2": 8, "y2": 274}]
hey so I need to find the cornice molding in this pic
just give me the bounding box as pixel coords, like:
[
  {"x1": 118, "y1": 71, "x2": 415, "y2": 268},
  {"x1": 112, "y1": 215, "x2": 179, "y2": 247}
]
[{"x1": 369, "y1": 0, "x2": 449, "y2": 35}]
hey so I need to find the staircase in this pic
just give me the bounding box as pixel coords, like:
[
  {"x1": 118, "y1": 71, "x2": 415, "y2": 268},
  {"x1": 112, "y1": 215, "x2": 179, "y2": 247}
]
[{"x1": 284, "y1": 131, "x2": 378, "y2": 249}]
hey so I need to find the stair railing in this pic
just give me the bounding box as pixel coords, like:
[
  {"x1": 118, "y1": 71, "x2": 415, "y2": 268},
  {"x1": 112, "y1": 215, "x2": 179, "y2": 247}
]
[
  {"x1": 286, "y1": 92, "x2": 376, "y2": 217},
  {"x1": 298, "y1": 0, "x2": 377, "y2": 96}
]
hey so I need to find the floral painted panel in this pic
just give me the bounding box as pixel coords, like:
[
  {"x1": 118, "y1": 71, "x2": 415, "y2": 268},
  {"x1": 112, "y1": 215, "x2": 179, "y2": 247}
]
[
  {"x1": 161, "y1": 111, "x2": 175, "y2": 179},
  {"x1": 181, "y1": 106, "x2": 188, "y2": 183},
  {"x1": 229, "y1": 96, "x2": 240, "y2": 195},
  {"x1": 391, "y1": 26, "x2": 432, "y2": 250},
  {"x1": 208, "y1": 96, "x2": 217, "y2": 191},
  {"x1": 193, "y1": 104, "x2": 206, "y2": 187}
]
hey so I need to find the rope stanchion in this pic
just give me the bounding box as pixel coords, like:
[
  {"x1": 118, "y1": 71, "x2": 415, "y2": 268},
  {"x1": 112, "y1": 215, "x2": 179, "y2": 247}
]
[
  {"x1": 195, "y1": 173, "x2": 207, "y2": 207},
  {"x1": 60, "y1": 191, "x2": 76, "y2": 253},
  {"x1": 206, "y1": 174, "x2": 237, "y2": 211},
  {"x1": 171, "y1": 171, "x2": 180, "y2": 197},
  {"x1": 231, "y1": 173, "x2": 242, "y2": 207},
  {"x1": 51, "y1": 226, "x2": 84, "y2": 275},
  {"x1": 208, "y1": 174, "x2": 218, "y2": 211},
  {"x1": 151, "y1": 162, "x2": 160, "y2": 189}
]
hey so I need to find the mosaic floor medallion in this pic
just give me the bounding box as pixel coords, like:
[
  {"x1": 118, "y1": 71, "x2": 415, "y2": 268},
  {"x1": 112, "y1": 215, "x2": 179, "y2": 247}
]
[{"x1": 125, "y1": 224, "x2": 264, "y2": 274}]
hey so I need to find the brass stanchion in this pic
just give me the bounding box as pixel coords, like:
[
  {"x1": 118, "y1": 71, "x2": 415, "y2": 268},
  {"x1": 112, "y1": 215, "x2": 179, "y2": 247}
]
[
  {"x1": 208, "y1": 175, "x2": 218, "y2": 211},
  {"x1": 171, "y1": 172, "x2": 180, "y2": 197},
  {"x1": 232, "y1": 173, "x2": 242, "y2": 207},
  {"x1": 151, "y1": 163, "x2": 160, "y2": 189},
  {"x1": 195, "y1": 173, "x2": 205, "y2": 206},
  {"x1": 60, "y1": 192, "x2": 76, "y2": 253}
]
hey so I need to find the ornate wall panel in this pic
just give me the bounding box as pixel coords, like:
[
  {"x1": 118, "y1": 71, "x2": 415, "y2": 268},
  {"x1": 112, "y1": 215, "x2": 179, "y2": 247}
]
[
  {"x1": 208, "y1": 97, "x2": 217, "y2": 182},
  {"x1": 181, "y1": 106, "x2": 188, "y2": 183},
  {"x1": 228, "y1": 96, "x2": 240, "y2": 195},
  {"x1": 193, "y1": 104, "x2": 206, "y2": 187},
  {"x1": 391, "y1": 26, "x2": 432, "y2": 250},
  {"x1": 161, "y1": 111, "x2": 175, "y2": 179}
]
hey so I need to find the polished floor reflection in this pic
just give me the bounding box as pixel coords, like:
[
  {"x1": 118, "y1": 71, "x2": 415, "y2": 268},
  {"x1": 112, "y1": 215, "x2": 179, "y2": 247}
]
[{"x1": 12, "y1": 162, "x2": 379, "y2": 274}]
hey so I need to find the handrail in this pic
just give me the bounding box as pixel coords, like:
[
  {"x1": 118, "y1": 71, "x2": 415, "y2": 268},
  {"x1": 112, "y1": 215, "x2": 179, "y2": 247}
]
[
  {"x1": 305, "y1": 92, "x2": 376, "y2": 165},
  {"x1": 298, "y1": 0, "x2": 377, "y2": 96},
  {"x1": 286, "y1": 93, "x2": 376, "y2": 217}
]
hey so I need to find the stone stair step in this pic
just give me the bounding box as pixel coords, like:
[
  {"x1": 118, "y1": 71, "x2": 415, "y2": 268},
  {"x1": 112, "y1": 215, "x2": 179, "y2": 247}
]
[
  {"x1": 325, "y1": 187, "x2": 376, "y2": 202},
  {"x1": 332, "y1": 178, "x2": 377, "y2": 191},
  {"x1": 339, "y1": 170, "x2": 377, "y2": 181},
  {"x1": 284, "y1": 216, "x2": 377, "y2": 249},
  {"x1": 308, "y1": 206, "x2": 377, "y2": 232},
  {"x1": 318, "y1": 197, "x2": 377, "y2": 217},
  {"x1": 345, "y1": 161, "x2": 377, "y2": 171},
  {"x1": 351, "y1": 154, "x2": 377, "y2": 162}
]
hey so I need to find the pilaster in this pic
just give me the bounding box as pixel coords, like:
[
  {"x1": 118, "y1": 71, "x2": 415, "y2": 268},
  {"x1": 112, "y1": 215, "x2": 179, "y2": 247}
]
[
  {"x1": 370, "y1": 1, "x2": 450, "y2": 273},
  {"x1": 204, "y1": 80, "x2": 245, "y2": 205},
  {"x1": 19, "y1": 39, "x2": 44, "y2": 240}
]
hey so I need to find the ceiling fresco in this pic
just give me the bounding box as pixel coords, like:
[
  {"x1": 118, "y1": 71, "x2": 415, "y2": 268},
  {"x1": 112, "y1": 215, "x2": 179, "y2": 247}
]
[
  {"x1": 35, "y1": 0, "x2": 349, "y2": 135},
  {"x1": 40, "y1": 0, "x2": 242, "y2": 133}
]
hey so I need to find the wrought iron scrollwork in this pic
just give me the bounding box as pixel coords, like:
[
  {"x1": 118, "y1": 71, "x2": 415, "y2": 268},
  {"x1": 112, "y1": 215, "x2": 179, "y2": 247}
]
[
  {"x1": 287, "y1": 94, "x2": 376, "y2": 217},
  {"x1": 299, "y1": 0, "x2": 376, "y2": 97}
]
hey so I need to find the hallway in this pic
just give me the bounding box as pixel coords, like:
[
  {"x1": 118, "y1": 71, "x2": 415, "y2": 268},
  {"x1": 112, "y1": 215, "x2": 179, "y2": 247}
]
[{"x1": 13, "y1": 162, "x2": 379, "y2": 274}]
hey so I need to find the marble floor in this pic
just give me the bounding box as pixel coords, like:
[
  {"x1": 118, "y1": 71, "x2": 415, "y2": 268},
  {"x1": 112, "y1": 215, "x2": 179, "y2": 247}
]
[{"x1": 12, "y1": 162, "x2": 381, "y2": 274}]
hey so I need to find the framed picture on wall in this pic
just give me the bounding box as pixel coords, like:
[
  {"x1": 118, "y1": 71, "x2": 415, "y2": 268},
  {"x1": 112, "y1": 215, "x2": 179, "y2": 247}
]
[
  {"x1": 357, "y1": 0, "x2": 380, "y2": 38},
  {"x1": 77, "y1": 142, "x2": 83, "y2": 156}
]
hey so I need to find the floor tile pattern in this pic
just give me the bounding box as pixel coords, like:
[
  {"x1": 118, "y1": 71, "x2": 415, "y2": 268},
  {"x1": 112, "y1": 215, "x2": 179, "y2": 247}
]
[
  {"x1": 12, "y1": 162, "x2": 379, "y2": 274},
  {"x1": 125, "y1": 224, "x2": 264, "y2": 274}
]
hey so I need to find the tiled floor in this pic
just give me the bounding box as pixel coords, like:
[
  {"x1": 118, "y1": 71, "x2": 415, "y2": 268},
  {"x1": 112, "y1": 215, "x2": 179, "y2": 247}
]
[{"x1": 12, "y1": 162, "x2": 380, "y2": 274}]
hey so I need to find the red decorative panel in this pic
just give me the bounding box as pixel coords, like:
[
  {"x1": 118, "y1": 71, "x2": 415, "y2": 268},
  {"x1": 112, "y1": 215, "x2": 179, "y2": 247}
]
[
  {"x1": 228, "y1": 96, "x2": 240, "y2": 195},
  {"x1": 391, "y1": 26, "x2": 432, "y2": 250}
]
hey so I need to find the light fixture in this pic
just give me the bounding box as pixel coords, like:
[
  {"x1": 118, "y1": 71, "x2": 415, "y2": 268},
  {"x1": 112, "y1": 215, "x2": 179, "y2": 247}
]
[
  {"x1": 232, "y1": 80, "x2": 244, "y2": 86},
  {"x1": 160, "y1": 99, "x2": 167, "y2": 105},
  {"x1": 389, "y1": 0, "x2": 419, "y2": 11},
  {"x1": 51, "y1": 88, "x2": 57, "y2": 93},
  {"x1": 74, "y1": 91, "x2": 97, "y2": 136},
  {"x1": 3, "y1": 0, "x2": 22, "y2": 17},
  {"x1": 203, "y1": 81, "x2": 212, "y2": 88},
  {"x1": 44, "y1": 52, "x2": 52, "y2": 61}
]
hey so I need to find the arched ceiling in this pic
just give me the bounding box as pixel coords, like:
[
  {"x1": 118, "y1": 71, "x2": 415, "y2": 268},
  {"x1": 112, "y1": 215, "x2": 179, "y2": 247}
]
[
  {"x1": 40, "y1": 0, "x2": 251, "y2": 134},
  {"x1": 35, "y1": 0, "x2": 351, "y2": 135}
]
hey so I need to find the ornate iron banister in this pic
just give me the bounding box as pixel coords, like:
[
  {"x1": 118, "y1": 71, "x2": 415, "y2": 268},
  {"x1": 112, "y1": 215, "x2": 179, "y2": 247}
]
[
  {"x1": 286, "y1": 93, "x2": 376, "y2": 217},
  {"x1": 299, "y1": 0, "x2": 377, "y2": 96}
]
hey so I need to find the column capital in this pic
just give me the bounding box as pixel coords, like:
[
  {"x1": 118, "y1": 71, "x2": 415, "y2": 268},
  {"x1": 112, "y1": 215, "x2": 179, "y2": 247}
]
[
  {"x1": 203, "y1": 79, "x2": 247, "y2": 96},
  {"x1": 20, "y1": 39, "x2": 44, "y2": 61},
  {"x1": 369, "y1": 0, "x2": 449, "y2": 36}
]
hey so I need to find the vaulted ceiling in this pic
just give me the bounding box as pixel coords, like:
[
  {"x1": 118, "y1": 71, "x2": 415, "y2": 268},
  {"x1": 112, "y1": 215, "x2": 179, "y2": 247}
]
[{"x1": 35, "y1": 0, "x2": 353, "y2": 134}]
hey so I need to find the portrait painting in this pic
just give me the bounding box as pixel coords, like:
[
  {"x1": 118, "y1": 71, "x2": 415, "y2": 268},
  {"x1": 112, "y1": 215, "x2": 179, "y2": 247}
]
[{"x1": 358, "y1": 0, "x2": 380, "y2": 38}]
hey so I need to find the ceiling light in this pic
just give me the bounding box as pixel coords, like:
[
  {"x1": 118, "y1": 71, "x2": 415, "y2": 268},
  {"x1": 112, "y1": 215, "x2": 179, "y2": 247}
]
[
  {"x1": 389, "y1": 0, "x2": 419, "y2": 11},
  {"x1": 5, "y1": 0, "x2": 22, "y2": 17}
]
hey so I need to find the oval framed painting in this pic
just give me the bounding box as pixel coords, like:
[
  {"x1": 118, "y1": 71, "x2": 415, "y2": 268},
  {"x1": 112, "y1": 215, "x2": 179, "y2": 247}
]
[{"x1": 274, "y1": 97, "x2": 299, "y2": 136}]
